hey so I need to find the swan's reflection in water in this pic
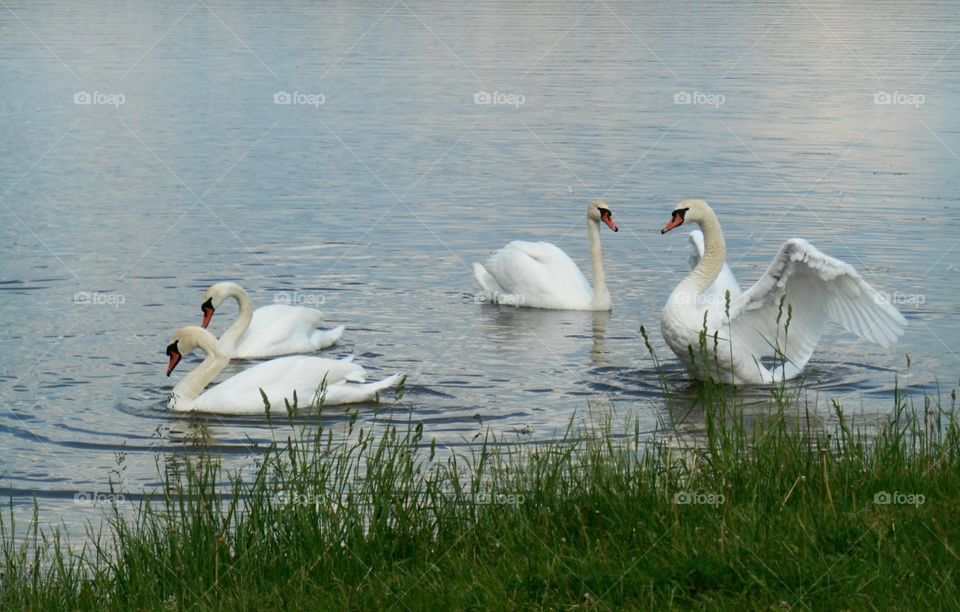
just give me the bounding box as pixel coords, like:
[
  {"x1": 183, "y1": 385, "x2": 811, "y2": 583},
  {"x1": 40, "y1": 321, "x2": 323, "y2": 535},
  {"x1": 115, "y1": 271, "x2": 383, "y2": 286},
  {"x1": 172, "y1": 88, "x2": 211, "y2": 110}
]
[
  {"x1": 474, "y1": 305, "x2": 611, "y2": 367},
  {"x1": 653, "y1": 368, "x2": 903, "y2": 451}
]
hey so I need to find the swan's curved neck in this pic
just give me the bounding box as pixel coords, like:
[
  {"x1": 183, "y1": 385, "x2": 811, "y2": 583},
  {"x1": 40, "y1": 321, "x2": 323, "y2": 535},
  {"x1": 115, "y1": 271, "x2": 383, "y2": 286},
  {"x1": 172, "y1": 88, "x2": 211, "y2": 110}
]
[
  {"x1": 588, "y1": 218, "x2": 609, "y2": 309},
  {"x1": 172, "y1": 335, "x2": 228, "y2": 404},
  {"x1": 218, "y1": 287, "x2": 255, "y2": 347},
  {"x1": 687, "y1": 210, "x2": 726, "y2": 295}
]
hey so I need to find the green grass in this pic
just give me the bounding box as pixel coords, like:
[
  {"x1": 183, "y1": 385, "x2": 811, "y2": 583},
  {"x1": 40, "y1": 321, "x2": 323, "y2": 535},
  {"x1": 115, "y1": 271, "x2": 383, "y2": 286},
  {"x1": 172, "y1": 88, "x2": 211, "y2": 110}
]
[{"x1": 3, "y1": 373, "x2": 960, "y2": 610}]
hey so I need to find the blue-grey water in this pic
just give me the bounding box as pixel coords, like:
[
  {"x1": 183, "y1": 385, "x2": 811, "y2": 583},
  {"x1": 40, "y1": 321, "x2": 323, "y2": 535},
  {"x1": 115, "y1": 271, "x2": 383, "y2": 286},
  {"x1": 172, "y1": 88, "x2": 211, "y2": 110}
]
[{"x1": 1, "y1": 0, "x2": 958, "y2": 535}]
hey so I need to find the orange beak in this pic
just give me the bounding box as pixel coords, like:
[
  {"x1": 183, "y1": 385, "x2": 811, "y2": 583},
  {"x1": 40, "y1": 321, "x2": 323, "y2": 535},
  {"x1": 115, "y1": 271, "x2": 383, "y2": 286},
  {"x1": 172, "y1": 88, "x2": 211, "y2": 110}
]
[
  {"x1": 661, "y1": 213, "x2": 684, "y2": 234},
  {"x1": 601, "y1": 213, "x2": 619, "y2": 232},
  {"x1": 201, "y1": 298, "x2": 215, "y2": 329},
  {"x1": 165, "y1": 341, "x2": 182, "y2": 377}
]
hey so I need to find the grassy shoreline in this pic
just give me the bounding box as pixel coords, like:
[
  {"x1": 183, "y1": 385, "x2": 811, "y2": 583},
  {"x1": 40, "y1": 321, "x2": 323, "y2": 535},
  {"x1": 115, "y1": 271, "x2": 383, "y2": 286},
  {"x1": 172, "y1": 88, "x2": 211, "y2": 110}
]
[{"x1": 3, "y1": 378, "x2": 960, "y2": 610}]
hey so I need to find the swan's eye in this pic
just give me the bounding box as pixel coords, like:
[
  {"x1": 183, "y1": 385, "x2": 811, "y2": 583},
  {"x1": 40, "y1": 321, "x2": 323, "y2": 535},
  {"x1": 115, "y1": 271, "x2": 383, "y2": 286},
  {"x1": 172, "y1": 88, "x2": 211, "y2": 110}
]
[
  {"x1": 165, "y1": 340, "x2": 179, "y2": 357},
  {"x1": 671, "y1": 207, "x2": 689, "y2": 219},
  {"x1": 201, "y1": 298, "x2": 214, "y2": 314},
  {"x1": 598, "y1": 208, "x2": 612, "y2": 218}
]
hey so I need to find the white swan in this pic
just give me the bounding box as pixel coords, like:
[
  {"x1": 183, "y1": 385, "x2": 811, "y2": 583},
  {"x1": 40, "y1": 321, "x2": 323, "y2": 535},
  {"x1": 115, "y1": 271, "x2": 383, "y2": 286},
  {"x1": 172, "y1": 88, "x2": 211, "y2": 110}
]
[
  {"x1": 200, "y1": 282, "x2": 344, "y2": 359},
  {"x1": 165, "y1": 326, "x2": 402, "y2": 414},
  {"x1": 473, "y1": 201, "x2": 619, "y2": 311},
  {"x1": 660, "y1": 199, "x2": 907, "y2": 384}
]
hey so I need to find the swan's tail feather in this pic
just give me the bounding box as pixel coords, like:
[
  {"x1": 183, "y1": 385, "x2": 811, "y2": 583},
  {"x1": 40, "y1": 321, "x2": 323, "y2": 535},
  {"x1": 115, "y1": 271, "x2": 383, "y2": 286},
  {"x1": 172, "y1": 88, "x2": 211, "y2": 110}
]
[
  {"x1": 311, "y1": 325, "x2": 345, "y2": 350},
  {"x1": 473, "y1": 262, "x2": 503, "y2": 298},
  {"x1": 322, "y1": 373, "x2": 404, "y2": 405}
]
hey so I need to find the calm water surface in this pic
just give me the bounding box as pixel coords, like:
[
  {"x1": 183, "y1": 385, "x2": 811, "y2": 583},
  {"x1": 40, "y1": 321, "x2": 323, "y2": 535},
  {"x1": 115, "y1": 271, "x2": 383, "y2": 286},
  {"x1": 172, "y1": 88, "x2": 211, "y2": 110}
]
[{"x1": 1, "y1": 0, "x2": 959, "y2": 534}]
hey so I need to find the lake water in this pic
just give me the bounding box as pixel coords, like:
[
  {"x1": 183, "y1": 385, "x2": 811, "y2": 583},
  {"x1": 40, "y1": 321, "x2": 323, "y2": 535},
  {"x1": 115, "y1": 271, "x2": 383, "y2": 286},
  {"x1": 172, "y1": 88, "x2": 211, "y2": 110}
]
[{"x1": 1, "y1": 0, "x2": 958, "y2": 535}]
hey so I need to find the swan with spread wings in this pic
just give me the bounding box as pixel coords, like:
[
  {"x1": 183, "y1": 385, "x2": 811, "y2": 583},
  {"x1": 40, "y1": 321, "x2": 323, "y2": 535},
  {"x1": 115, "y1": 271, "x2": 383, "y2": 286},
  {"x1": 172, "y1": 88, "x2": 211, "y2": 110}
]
[{"x1": 660, "y1": 199, "x2": 907, "y2": 384}]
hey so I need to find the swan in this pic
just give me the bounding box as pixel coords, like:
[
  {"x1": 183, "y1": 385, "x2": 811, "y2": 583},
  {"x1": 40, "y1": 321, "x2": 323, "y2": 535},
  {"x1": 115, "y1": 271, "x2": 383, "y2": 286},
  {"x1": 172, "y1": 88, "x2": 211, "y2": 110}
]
[
  {"x1": 199, "y1": 282, "x2": 344, "y2": 359},
  {"x1": 473, "y1": 200, "x2": 619, "y2": 311},
  {"x1": 165, "y1": 326, "x2": 402, "y2": 414},
  {"x1": 660, "y1": 199, "x2": 907, "y2": 384}
]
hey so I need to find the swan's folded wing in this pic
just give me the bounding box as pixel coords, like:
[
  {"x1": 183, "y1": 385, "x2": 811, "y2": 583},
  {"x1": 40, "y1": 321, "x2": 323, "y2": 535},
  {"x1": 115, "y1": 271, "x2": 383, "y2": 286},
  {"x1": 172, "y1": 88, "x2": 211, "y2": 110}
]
[
  {"x1": 728, "y1": 239, "x2": 907, "y2": 372},
  {"x1": 234, "y1": 305, "x2": 329, "y2": 356},
  {"x1": 687, "y1": 230, "x2": 706, "y2": 269},
  {"x1": 483, "y1": 241, "x2": 591, "y2": 299}
]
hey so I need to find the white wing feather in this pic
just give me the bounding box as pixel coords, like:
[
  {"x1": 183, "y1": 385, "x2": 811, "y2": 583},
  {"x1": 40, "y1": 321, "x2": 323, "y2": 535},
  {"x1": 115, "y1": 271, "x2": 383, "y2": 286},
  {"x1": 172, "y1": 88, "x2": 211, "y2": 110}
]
[
  {"x1": 728, "y1": 239, "x2": 907, "y2": 377},
  {"x1": 473, "y1": 240, "x2": 593, "y2": 309}
]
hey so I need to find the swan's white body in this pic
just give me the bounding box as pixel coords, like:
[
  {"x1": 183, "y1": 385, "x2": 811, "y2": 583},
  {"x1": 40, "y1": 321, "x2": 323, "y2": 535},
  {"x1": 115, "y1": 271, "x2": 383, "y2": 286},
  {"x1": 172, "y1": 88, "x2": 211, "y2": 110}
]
[
  {"x1": 202, "y1": 283, "x2": 344, "y2": 359},
  {"x1": 660, "y1": 200, "x2": 907, "y2": 384},
  {"x1": 166, "y1": 327, "x2": 401, "y2": 415},
  {"x1": 473, "y1": 201, "x2": 618, "y2": 311}
]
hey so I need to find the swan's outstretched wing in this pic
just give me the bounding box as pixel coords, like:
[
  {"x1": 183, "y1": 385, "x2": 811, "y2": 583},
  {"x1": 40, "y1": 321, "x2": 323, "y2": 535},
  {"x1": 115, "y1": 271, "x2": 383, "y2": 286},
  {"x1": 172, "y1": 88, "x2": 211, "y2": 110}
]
[
  {"x1": 728, "y1": 239, "x2": 906, "y2": 376},
  {"x1": 688, "y1": 230, "x2": 742, "y2": 305}
]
